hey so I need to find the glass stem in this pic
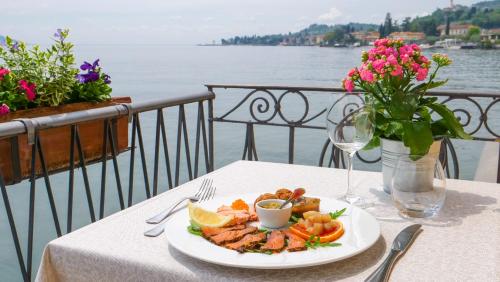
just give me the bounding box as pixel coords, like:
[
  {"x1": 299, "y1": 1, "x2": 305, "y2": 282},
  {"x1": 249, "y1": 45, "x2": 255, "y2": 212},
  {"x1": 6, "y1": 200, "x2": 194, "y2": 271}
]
[{"x1": 346, "y1": 152, "x2": 355, "y2": 199}]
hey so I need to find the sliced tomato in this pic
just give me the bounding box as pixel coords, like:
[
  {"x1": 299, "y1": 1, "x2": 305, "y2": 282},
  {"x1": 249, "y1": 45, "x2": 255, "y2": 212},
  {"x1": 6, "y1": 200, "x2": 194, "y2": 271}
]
[{"x1": 288, "y1": 220, "x2": 344, "y2": 243}]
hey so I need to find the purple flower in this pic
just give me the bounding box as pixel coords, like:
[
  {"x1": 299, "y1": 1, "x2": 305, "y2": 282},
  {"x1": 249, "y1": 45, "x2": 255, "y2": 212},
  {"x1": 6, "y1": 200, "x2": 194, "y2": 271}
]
[
  {"x1": 75, "y1": 71, "x2": 99, "y2": 83},
  {"x1": 80, "y1": 61, "x2": 92, "y2": 71},
  {"x1": 103, "y1": 74, "x2": 111, "y2": 84},
  {"x1": 75, "y1": 74, "x2": 86, "y2": 83},
  {"x1": 54, "y1": 29, "x2": 63, "y2": 39},
  {"x1": 11, "y1": 42, "x2": 19, "y2": 51},
  {"x1": 80, "y1": 59, "x2": 99, "y2": 71}
]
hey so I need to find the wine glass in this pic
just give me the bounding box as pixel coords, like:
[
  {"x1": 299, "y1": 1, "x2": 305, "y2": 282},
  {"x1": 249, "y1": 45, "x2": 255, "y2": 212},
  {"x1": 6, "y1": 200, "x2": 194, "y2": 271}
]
[{"x1": 326, "y1": 95, "x2": 374, "y2": 206}]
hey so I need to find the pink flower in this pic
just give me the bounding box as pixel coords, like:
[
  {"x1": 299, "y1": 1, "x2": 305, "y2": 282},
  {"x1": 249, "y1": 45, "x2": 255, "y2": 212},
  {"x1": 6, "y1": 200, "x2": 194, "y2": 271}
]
[
  {"x1": 416, "y1": 68, "x2": 428, "y2": 81},
  {"x1": 367, "y1": 49, "x2": 377, "y2": 60},
  {"x1": 391, "y1": 64, "x2": 403, "y2": 76},
  {"x1": 372, "y1": 59, "x2": 386, "y2": 74},
  {"x1": 385, "y1": 47, "x2": 396, "y2": 57},
  {"x1": 418, "y1": 55, "x2": 429, "y2": 64},
  {"x1": 400, "y1": 54, "x2": 410, "y2": 64},
  {"x1": 410, "y1": 44, "x2": 421, "y2": 51},
  {"x1": 375, "y1": 46, "x2": 387, "y2": 55},
  {"x1": 19, "y1": 80, "x2": 37, "y2": 101},
  {"x1": 347, "y1": 68, "x2": 357, "y2": 77},
  {"x1": 411, "y1": 63, "x2": 421, "y2": 72},
  {"x1": 398, "y1": 45, "x2": 413, "y2": 57},
  {"x1": 387, "y1": 55, "x2": 398, "y2": 66},
  {"x1": 343, "y1": 78, "x2": 355, "y2": 92},
  {"x1": 0, "y1": 68, "x2": 10, "y2": 81},
  {"x1": 374, "y1": 38, "x2": 389, "y2": 47},
  {"x1": 0, "y1": 104, "x2": 9, "y2": 116},
  {"x1": 360, "y1": 69, "x2": 375, "y2": 83}
]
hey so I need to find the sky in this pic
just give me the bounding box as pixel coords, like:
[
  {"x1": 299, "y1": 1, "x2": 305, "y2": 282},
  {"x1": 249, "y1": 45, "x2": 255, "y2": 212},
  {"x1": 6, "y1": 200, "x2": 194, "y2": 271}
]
[{"x1": 1, "y1": 0, "x2": 483, "y2": 45}]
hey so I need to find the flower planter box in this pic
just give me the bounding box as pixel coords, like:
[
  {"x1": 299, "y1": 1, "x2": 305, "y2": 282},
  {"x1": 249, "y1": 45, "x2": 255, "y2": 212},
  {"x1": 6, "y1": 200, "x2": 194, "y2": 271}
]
[{"x1": 0, "y1": 97, "x2": 130, "y2": 185}]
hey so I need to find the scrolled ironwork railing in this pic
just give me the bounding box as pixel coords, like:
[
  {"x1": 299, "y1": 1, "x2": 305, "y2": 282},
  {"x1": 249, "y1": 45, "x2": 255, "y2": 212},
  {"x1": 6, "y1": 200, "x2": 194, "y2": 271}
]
[
  {"x1": 207, "y1": 84, "x2": 499, "y2": 181},
  {"x1": 1, "y1": 85, "x2": 499, "y2": 281},
  {"x1": 0, "y1": 92, "x2": 214, "y2": 281}
]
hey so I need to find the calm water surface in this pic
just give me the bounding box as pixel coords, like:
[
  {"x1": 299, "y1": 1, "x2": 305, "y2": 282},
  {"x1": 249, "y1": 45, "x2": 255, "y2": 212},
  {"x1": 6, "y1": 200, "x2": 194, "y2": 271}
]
[{"x1": 0, "y1": 45, "x2": 499, "y2": 281}]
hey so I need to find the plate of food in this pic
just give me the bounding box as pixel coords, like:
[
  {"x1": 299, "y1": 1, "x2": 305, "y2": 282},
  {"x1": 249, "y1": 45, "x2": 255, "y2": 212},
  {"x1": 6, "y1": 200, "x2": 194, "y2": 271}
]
[{"x1": 163, "y1": 188, "x2": 380, "y2": 269}]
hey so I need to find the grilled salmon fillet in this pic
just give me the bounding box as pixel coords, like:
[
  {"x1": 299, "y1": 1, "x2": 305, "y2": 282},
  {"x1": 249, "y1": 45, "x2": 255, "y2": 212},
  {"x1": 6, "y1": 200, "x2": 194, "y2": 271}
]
[
  {"x1": 225, "y1": 232, "x2": 267, "y2": 252},
  {"x1": 283, "y1": 230, "x2": 307, "y2": 252},
  {"x1": 261, "y1": 230, "x2": 285, "y2": 252},
  {"x1": 201, "y1": 225, "x2": 246, "y2": 237},
  {"x1": 210, "y1": 226, "x2": 258, "y2": 245}
]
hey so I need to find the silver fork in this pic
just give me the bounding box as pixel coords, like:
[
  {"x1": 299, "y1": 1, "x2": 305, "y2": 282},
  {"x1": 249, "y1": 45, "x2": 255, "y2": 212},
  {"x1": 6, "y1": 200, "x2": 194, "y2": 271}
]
[
  {"x1": 146, "y1": 179, "x2": 213, "y2": 224},
  {"x1": 144, "y1": 183, "x2": 216, "y2": 237}
]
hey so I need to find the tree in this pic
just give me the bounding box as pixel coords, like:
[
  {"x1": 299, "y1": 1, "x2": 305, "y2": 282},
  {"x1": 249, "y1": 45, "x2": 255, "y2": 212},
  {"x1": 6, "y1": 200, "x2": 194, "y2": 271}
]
[
  {"x1": 379, "y1": 24, "x2": 385, "y2": 37},
  {"x1": 445, "y1": 16, "x2": 450, "y2": 36},
  {"x1": 383, "y1": 13, "x2": 393, "y2": 37},
  {"x1": 402, "y1": 17, "x2": 411, "y2": 31},
  {"x1": 467, "y1": 26, "x2": 481, "y2": 41},
  {"x1": 323, "y1": 28, "x2": 346, "y2": 45}
]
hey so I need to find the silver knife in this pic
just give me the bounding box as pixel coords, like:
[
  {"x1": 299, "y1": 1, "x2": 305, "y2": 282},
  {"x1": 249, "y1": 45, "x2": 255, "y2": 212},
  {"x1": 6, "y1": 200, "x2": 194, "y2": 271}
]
[{"x1": 365, "y1": 224, "x2": 422, "y2": 282}]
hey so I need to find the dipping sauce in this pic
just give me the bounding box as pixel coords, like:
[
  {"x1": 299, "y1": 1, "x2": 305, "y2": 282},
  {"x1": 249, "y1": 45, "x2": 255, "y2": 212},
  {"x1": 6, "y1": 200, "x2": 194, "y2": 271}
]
[{"x1": 259, "y1": 201, "x2": 282, "y2": 209}]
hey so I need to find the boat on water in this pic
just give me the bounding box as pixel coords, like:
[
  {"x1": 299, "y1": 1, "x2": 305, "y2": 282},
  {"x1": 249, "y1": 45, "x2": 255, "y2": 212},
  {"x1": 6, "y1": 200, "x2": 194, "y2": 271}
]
[
  {"x1": 460, "y1": 42, "x2": 478, "y2": 49},
  {"x1": 433, "y1": 38, "x2": 478, "y2": 49},
  {"x1": 419, "y1": 43, "x2": 444, "y2": 50}
]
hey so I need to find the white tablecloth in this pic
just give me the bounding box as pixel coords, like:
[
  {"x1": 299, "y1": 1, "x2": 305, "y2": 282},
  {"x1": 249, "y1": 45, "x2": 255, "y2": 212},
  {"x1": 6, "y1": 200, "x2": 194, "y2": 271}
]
[{"x1": 36, "y1": 161, "x2": 500, "y2": 281}]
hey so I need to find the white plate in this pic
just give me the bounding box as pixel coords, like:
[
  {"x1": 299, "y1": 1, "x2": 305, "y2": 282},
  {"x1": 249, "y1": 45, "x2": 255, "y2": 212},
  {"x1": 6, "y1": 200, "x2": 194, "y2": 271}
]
[{"x1": 163, "y1": 194, "x2": 380, "y2": 269}]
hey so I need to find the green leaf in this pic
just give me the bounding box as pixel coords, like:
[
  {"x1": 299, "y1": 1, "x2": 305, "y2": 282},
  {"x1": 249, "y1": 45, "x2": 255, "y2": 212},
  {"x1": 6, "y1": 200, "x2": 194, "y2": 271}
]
[
  {"x1": 388, "y1": 91, "x2": 419, "y2": 120},
  {"x1": 402, "y1": 120, "x2": 434, "y2": 157},
  {"x1": 426, "y1": 103, "x2": 472, "y2": 140},
  {"x1": 424, "y1": 80, "x2": 448, "y2": 91},
  {"x1": 384, "y1": 121, "x2": 404, "y2": 139},
  {"x1": 416, "y1": 107, "x2": 431, "y2": 122},
  {"x1": 362, "y1": 135, "x2": 380, "y2": 151},
  {"x1": 431, "y1": 119, "x2": 450, "y2": 137},
  {"x1": 409, "y1": 80, "x2": 447, "y2": 95},
  {"x1": 289, "y1": 214, "x2": 300, "y2": 224},
  {"x1": 420, "y1": 97, "x2": 438, "y2": 104},
  {"x1": 187, "y1": 224, "x2": 202, "y2": 236},
  {"x1": 329, "y1": 208, "x2": 347, "y2": 219},
  {"x1": 258, "y1": 228, "x2": 271, "y2": 235}
]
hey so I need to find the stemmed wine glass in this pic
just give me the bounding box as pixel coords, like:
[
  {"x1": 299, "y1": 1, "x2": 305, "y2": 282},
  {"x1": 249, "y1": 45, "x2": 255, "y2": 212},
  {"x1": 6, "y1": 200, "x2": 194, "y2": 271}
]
[{"x1": 326, "y1": 95, "x2": 374, "y2": 206}]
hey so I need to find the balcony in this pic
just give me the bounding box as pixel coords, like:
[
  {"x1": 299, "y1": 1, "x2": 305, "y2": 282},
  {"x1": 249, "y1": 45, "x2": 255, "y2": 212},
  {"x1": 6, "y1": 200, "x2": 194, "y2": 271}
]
[{"x1": 0, "y1": 85, "x2": 498, "y2": 281}]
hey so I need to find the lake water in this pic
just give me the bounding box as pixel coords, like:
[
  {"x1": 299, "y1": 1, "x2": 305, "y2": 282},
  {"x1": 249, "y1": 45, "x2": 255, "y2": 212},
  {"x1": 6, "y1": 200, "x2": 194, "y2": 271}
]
[{"x1": 0, "y1": 45, "x2": 499, "y2": 281}]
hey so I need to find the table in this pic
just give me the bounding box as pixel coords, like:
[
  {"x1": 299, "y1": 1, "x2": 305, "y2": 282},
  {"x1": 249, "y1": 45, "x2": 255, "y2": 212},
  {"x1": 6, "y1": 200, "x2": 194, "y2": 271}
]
[{"x1": 36, "y1": 161, "x2": 500, "y2": 281}]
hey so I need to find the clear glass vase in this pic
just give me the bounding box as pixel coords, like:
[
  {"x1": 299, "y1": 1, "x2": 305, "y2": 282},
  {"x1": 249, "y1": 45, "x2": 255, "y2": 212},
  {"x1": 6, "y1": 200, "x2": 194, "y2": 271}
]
[{"x1": 391, "y1": 154, "x2": 446, "y2": 218}]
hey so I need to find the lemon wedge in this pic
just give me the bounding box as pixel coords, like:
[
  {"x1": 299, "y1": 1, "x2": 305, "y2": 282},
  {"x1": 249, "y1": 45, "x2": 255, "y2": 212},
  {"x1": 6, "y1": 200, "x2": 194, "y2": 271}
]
[{"x1": 188, "y1": 202, "x2": 233, "y2": 228}]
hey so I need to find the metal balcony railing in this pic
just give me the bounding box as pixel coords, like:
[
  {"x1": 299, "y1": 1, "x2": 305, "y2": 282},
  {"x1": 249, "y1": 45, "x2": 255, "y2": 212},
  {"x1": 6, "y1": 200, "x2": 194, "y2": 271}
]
[
  {"x1": 0, "y1": 85, "x2": 498, "y2": 281},
  {"x1": 0, "y1": 92, "x2": 214, "y2": 281},
  {"x1": 206, "y1": 84, "x2": 499, "y2": 179}
]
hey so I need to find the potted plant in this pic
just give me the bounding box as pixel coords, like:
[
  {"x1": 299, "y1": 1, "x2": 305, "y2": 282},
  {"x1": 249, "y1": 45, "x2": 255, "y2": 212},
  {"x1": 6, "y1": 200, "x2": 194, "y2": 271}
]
[
  {"x1": 0, "y1": 29, "x2": 129, "y2": 184},
  {"x1": 341, "y1": 38, "x2": 471, "y2": 193}
]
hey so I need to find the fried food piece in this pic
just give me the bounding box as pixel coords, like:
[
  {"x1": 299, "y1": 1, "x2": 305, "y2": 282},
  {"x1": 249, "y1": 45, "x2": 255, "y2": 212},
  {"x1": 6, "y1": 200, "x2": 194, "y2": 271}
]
[
  {"x1": 225, "y1": 232, "x2": 267, "y2": 253},
  {"x1": 292, "y1": 197, "x2": 320, "y2": 215},
  {"x1": 261, "y1": 230, "x2": 285, "y2": 252},
  {"x1": 275, "y1": 188, "x2": 293, "y2": 200},
  {"x1": 254, "y1": 193, "x2": 278, "y2": 207}
]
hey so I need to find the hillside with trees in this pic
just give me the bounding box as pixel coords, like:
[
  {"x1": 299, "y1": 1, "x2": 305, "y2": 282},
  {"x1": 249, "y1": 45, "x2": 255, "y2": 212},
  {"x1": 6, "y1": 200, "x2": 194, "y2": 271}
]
[
  {"x1": 221, "y1": 23, "x2": 377, "y2": 46},
  {"x1": 221, "y1": 0, "x2": 500, "y2": 46}
]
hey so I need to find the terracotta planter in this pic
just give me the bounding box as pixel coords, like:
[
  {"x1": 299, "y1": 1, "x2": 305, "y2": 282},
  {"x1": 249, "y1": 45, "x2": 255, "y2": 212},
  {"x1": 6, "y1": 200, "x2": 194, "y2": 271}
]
[{"x1": 0, "y1": 97, "x2": 130, "y2": 184}]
